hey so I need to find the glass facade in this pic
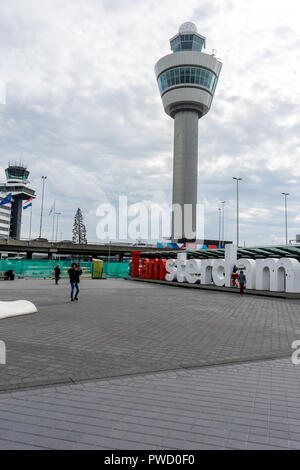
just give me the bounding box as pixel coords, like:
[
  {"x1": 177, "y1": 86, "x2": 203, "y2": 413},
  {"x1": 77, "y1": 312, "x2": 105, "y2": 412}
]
[
  {"x1": 158, "y1": 67, "x2": 217, "y2": 94},
  {"x1": 170, "y1": 34, "x2": 204, "y2": 52}
]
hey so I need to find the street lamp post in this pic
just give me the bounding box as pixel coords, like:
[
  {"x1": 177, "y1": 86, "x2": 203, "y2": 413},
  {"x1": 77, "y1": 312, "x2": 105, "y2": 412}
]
[
  {"x1": 233, "y1": 177, "x2": 242, "y2": 247},
  {"x1": 39, "y1": 176, "x2": 47, "y2": 239},
  {"x1": 221, "y1": 201, "x2": 226, "y2": 247},
  {"x1": 282, "y1": 192, "x2": 290, "y2": 245}
]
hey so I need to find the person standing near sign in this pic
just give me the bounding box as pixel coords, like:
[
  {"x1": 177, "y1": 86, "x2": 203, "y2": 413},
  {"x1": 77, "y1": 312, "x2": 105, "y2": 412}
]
[
  {"x1": 231, "y1": 266, "x2": 239, "y2": 287},
  {"x1": 238, "y1": 271, "x2": 246, "y2": 296},
  {"x1": 68, "y1": 263, "x2": 82, "y2": 302},
  {"x1": 54, "y1": 264, "x2": 61, "y2": 285}
]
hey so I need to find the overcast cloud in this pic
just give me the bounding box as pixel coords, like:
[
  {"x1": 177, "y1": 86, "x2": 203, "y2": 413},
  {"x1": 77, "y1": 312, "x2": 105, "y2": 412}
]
[{"x1": 0, "y1": 0, "x2": 299, "y2": 246}]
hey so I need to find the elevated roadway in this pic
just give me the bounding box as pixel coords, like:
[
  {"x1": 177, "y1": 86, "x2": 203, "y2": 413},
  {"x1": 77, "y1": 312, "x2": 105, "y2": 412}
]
[{"x1": 0, "y1": 239, "x2": 165, "y2": 259}]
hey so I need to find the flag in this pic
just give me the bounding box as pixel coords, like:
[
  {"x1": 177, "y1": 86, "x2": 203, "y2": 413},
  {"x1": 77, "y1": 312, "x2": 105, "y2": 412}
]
[
  {"x1": 49, "y1": 200, "x2": 55, "y2": 216},
  {"x1": 23, "y1": 197, "x2": 32, "y2": 210},
  {"x1": 0, "y1": 193, "x2": 12, "y2": 206}
]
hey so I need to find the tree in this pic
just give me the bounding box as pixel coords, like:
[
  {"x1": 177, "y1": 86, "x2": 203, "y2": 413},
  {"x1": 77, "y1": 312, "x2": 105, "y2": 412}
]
[{"x1": 72, "y1": 208, "x2": 87, "y2": 244}]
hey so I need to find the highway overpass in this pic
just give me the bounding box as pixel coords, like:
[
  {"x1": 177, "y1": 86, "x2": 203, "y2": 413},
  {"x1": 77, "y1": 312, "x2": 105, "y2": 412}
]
[{"x1": 0, "y1": 239, "x2": 165, "y2": 259}]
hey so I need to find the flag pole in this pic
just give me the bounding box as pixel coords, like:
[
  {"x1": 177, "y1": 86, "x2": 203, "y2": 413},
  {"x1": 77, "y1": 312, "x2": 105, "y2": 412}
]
[
  {"x1": 50, "y1": 200, "x2": 56, "y2": 241},
  {"x1": 52, "y1": 212, "x2": 55, "y2": 242},
  {"x1": 29, "y1": 204, "x2": 33, "y2": 240}
]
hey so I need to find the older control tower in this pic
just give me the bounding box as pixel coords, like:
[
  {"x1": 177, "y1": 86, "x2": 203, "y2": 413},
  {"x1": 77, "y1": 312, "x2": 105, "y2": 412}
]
[
  {"x1": 0, "y1": 162, "x2": 36, "y2": 239},
  {"x1": 155, "y1": 22, "x2": 222, "y2": 242}
]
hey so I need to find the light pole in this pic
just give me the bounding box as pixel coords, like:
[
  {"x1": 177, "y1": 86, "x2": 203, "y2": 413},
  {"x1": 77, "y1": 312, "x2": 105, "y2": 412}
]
[
  {"x1": 55, "y1": 212, "x2": 61, "y2": 241},
  {"x1": 218, "y1": 207, "x2": 221, "y2": 248},
  {"x1": 221, "y1": 201, "x2": 226, "y2": 247},
  {"x1": 39, "y1": 176, "x2": 47, "y2": 239},
  {"x1": 282, "y1": 192, "x2": 289, "y2": 245},
  {"x1": 233, "y1": 177, "x2": 242, "y2": 247}
]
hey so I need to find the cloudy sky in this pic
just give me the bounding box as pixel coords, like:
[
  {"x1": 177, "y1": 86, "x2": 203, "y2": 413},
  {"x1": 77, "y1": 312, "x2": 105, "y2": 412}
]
[{"x1": 0, "y1": 0, "x2": 299, "y2": 246}]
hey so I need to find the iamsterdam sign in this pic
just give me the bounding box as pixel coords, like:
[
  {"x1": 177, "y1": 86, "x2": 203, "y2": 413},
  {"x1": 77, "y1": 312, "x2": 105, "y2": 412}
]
[{"x1": 131, "y1": 245, "x2": 300, "y2": 293}]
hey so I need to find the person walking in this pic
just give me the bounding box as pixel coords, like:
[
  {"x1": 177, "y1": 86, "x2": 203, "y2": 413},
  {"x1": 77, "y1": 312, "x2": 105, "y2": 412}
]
[
  {"x1": 231, "y1": 266, "x2": 239, "y2": 287},
  {"x1": 54, "y1": 264, "x2": 61, "y2": 285},
  {"x1": 238, "y1": 270, "x2": 246, "y2": 296},
  {"x1": 68, "y1": 262, "x2": 82, "y2": 302}
]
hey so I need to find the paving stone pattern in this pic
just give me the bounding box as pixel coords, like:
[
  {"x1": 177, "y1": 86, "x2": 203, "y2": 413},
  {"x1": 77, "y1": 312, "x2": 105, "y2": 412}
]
[
  {"x1": 0, "y1": 358, "x2": 300, "y2": 449},
  {"x1": 0, "y1": 279, "x2": 300, "y2": 392}
]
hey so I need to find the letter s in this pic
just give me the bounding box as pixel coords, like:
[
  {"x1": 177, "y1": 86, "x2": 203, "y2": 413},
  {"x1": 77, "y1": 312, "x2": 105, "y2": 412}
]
[{"x1": 165, "y1": 259, "x2": 177, "y2": 281}]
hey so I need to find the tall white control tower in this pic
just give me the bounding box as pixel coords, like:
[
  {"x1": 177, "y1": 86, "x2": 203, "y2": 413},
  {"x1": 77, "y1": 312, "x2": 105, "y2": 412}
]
[{"x1": 155, "y1": 22, "x2": 222, "y2": 242}]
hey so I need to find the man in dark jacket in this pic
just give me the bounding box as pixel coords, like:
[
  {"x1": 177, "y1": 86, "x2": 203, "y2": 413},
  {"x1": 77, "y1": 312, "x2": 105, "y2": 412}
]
[
  {"x1": 238, "y1": 270, "x2": 246, "y2": 296},
  {"x1": 4, "y1": 269, "x2": 15, "y2": 280},
  {"x1": 54, "y1": 265, "x2": 61, "y2": 285},
  {"x1": 68, "y1": 262, "x2": 82, "y2": 302}
]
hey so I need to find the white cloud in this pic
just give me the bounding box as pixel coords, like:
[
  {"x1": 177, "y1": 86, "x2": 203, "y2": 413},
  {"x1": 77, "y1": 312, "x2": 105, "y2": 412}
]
[{"x1": 0, "y1": 0, "x2": 299, "y2": 244}]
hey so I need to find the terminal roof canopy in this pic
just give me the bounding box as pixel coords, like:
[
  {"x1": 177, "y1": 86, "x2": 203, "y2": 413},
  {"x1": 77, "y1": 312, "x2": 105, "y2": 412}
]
[{"x1": 141, "y1": 246, "x2": 300, "y2": 260}]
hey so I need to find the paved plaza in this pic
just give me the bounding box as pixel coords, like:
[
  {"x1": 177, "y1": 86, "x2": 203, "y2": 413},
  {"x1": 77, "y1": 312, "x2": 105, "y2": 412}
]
[
  {"x1": 1, "y1": 358, "x2": 300, "y2": 450},
  {"x1": 1, "y1": 278, "x2": 300, "y2": 449}
]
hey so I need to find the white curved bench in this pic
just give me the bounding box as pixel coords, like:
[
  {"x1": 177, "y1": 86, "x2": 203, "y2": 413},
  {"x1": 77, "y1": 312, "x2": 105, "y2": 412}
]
[{"x1": 0, "y1": 300, "x2": 37, "y2": 320}]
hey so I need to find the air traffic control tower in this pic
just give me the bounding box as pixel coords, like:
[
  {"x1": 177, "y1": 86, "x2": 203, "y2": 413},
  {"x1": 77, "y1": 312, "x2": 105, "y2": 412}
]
[
  {"x1": 155, "y1": 22, "x2": 222, "y2": 242},
  {"x1": 0, "y1": 163, "x2": 36, "y2": 239}
]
